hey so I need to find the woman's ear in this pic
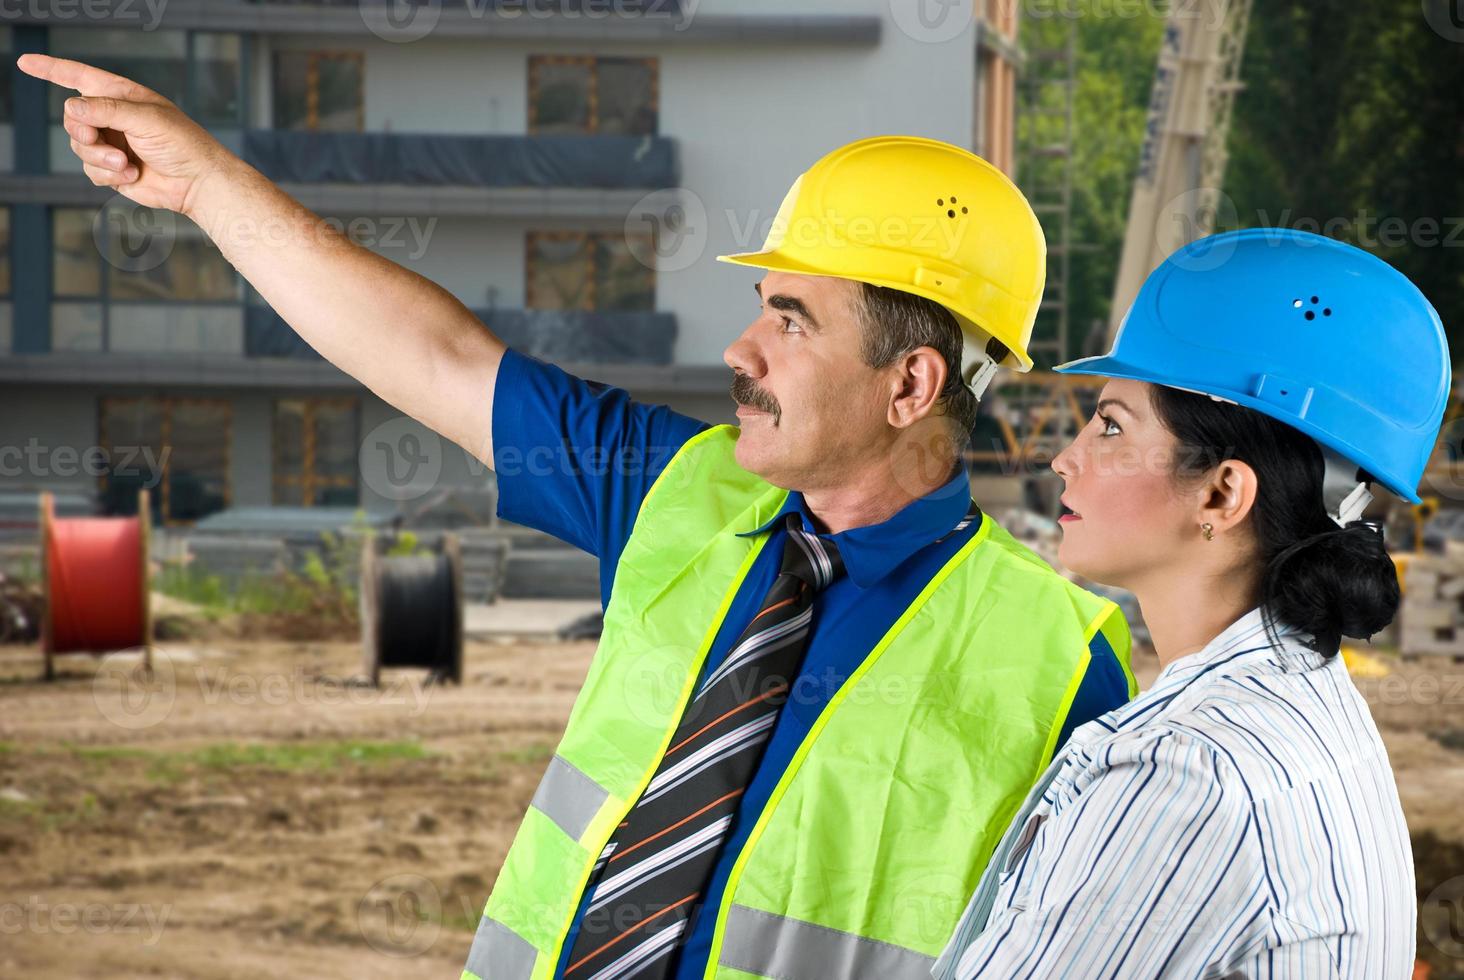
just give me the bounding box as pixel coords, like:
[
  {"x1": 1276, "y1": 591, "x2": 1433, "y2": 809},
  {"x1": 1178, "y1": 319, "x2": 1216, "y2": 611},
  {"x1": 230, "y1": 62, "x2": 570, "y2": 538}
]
[{"x1": 1198, "y1": 459, "x2": 1258, "y2": 535}]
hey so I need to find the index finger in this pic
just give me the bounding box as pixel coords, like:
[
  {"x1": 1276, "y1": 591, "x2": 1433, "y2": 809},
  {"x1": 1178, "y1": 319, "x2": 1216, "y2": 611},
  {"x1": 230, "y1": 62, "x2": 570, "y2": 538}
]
[{"x1": 16, "y1": 53, "x2": 167, "y2": 105}]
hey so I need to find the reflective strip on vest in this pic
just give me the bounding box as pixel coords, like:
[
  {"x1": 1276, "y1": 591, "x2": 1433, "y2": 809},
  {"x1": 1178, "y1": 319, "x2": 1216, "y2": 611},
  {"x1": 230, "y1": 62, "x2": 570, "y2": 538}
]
[
  {"x1": 531, "y1": 754, "x2": 609, "y2": 843},
  {"x1": 718, "y1": 904, "x2": 937, "y2": 980},
  {"x1": 463, "y1": 916, "x2": 536, "y2": 980}
]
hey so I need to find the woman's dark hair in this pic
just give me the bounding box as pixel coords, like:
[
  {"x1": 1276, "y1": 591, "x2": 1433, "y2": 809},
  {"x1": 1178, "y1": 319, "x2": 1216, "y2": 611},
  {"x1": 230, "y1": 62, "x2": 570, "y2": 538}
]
[{"x1": 1148, "y1": 385, "x2": 1399, "y2": 657}]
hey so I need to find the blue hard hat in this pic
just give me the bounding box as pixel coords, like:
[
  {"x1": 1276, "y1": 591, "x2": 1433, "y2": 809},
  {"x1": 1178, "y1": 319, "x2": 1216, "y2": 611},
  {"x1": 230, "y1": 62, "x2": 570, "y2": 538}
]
[{"x1": 1054, "y1": 228, "x2": 1451, "y2": 503}]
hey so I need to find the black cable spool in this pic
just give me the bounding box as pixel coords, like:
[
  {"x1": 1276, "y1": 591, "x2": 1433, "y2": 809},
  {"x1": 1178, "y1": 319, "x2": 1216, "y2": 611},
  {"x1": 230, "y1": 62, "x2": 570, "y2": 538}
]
[{"x1": 360, "y1": 532, "x2": 464, "y2": 687}]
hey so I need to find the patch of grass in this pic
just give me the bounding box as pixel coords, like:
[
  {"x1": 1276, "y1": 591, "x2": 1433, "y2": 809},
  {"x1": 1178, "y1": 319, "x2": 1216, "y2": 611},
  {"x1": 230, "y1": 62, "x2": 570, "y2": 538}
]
[
  {"x1": 189, "y1": 740, "x2": 429, "y2": 771},
  {"x1": 0, "y1": 788, "x2": 99, "y2": 832},
  {"x1": 498, "y1": 743, "x2": 555, "y2": 766},
  {"x1": 61, "y1": 739, "x2": 430, "y2": 783},
  {"x1": 0, "y1": 795, "x2": 39, "y2": 819}
]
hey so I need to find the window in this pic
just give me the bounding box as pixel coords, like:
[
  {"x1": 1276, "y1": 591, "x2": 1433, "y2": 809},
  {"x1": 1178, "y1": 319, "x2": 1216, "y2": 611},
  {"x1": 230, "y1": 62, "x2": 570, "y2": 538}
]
[
  {"x1": 191, "y1": 33, "x2": 243, "y2": 125},
  {"x1": 47, "y1": 29, "x2": 243, "y2": 125},
  {"x1": 526, "y1": 232, "x2": 654, "y2": 311},
  {"x1": 0, "y1": 26, "x2": 13, "y2": 123},
  {"x1": 272, "y1": 50, "x2": 364, "y2": 132},
  {"x1": 50, "y1": 206, "x2": 242, "y2": 353},
  {"x1": 106, "y1": 212, "x2": 239, "y2": 303},
  {"x1": 51, "y1": 207, "x2": 105, "y2": 351},
  {"x1": 52, "y1": 208, "x2": 101, "y2": 298},
  {"x1": 529, "y1": 56, "x2": 657, "y2": 135},
  {"x1": 0, "y1": 207, "x2": 12, "y2": 297},
  {"x1": 273, "y1": 398, "x2": 360, "y2": 506},
  {"x1": 0, "y1": 206, "x2": 9, "y2": 352},
  {"x1": 99, "y1": 397, "x2": 231, "y2": 524},
  {"x1": 54, "y1": 204, "x2": 239, "y2": 302},
  {"x1": 50, "y1": 29, "x2": 188, "y2": 115}
]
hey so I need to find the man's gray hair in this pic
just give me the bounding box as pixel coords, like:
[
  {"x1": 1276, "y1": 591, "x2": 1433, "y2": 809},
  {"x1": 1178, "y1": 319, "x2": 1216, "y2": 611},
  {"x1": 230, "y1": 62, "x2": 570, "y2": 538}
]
[{"x1": 856, "y1": 281, "x2": 980, "y2": 443}]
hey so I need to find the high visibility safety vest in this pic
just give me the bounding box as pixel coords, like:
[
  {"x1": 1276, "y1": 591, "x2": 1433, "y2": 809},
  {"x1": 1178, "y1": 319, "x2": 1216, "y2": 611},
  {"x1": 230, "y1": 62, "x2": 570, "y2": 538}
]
[{"x1": 464, "y1": 425, "x2": 1133, "y2": 980}]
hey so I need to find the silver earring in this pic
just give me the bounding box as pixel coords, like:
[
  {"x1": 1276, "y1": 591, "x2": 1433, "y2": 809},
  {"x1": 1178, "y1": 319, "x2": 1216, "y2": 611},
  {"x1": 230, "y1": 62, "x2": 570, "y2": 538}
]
[{"x1": 1201, "y1": 522, "x2": 1214, "y2": 541}]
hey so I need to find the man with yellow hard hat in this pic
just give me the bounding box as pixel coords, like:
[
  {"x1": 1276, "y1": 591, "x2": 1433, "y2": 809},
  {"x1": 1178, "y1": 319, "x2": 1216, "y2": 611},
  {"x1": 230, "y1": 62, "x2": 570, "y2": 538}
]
[{"x1": 26, "y1": 51, "x2": 1134, "y2": 980}]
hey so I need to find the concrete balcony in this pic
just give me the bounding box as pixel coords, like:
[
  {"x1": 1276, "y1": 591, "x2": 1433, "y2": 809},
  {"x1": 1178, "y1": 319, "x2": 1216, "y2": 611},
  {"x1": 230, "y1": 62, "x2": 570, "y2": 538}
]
[
  {"x1": 242, "y1": 130, "x2": 678, "y2": 190},
  {"x1": 246, "y1": 305, "x2": 678, "y2": 365}
]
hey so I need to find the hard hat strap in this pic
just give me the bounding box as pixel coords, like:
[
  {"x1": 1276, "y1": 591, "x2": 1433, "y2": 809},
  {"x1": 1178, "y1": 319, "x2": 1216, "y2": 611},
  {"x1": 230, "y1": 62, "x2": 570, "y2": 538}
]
[
  {"x1": 1332, "y1": 481, "x2": 1374, "y2": 528},
  {"x1": 967, "y1": 358, "x2": 999, "y2": 401}
]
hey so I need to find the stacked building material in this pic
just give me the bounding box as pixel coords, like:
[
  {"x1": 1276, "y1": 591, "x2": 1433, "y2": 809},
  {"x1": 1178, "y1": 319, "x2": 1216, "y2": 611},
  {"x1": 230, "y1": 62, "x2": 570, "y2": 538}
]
[{"x1": 1400, "y1": 541, "x2": 1464, "y2": 659}]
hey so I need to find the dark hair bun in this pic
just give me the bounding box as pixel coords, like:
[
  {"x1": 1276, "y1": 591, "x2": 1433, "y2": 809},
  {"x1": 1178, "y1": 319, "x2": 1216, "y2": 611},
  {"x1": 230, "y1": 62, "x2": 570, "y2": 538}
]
[{"x1": 1262, "y1": 521, "x2": 1399, "y2": 655}]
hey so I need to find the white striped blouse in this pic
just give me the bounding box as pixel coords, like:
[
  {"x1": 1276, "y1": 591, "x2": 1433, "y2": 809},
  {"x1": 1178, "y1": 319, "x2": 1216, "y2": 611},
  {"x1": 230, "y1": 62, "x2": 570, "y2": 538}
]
[{"x1": 934, "y1": 606, "x2": 1416, "y2": 979}]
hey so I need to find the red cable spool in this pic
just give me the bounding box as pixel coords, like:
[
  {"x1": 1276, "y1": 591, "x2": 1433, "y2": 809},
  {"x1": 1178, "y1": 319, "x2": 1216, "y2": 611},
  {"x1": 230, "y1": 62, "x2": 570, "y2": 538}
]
[{"x1": 39, "y1": 489, "x2": 153, "y2": 679}]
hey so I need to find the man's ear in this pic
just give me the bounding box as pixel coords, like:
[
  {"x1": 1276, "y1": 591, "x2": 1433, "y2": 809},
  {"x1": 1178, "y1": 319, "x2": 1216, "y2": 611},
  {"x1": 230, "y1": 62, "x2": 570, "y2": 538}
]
[{"x1": 888, "y1": 346, "x2": 947, "y2": 429}]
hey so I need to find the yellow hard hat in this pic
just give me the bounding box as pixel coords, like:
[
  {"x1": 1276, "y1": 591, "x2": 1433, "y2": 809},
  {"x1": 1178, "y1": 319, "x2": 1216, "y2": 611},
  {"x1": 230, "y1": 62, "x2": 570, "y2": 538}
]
[{"x1": 716, "y1": 134, "x2": 1045, "y2": 372}]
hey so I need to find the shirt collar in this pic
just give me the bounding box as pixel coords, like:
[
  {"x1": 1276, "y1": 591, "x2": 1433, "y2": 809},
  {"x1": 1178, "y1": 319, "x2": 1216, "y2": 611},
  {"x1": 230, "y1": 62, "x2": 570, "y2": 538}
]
[
  {"x1": 1151, "y1": 605, "x2": 1321, "y2": 689},
  {"x1": 736, "y1": 464, "x2": 976, "y2": 589}
]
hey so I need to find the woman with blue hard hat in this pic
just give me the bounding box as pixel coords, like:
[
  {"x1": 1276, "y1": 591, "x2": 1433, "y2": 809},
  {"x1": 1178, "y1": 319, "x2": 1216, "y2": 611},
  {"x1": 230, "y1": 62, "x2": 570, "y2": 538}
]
[{"x1": 935, "y1": 228, "x2": 1449, "y2": 979}]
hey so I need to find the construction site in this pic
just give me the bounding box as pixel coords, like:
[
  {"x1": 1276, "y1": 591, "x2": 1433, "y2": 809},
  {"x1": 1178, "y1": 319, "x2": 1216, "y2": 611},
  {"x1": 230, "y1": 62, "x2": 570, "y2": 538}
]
[{"x1": 2, "y1": 0, "x2": 1463, "y2": 977}]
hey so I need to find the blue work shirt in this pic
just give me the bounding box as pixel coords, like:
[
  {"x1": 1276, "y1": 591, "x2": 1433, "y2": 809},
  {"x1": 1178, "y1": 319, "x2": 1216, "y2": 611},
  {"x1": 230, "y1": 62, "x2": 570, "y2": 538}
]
[{"x1": 490, "y1": 348, "x2": 1132, "y2": 980}]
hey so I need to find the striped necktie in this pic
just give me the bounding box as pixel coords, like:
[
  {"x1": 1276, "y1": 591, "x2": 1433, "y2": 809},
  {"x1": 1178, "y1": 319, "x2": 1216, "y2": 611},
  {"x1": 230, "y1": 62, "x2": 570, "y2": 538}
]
[{"x1": 560, "y1": 511, "x2": 845, "y2": 980}]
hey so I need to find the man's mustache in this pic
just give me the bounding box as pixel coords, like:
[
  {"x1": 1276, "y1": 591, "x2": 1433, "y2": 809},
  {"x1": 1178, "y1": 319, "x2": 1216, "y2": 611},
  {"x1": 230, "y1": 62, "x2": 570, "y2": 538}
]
[{"x1": 730, "y1": 374, "x2": 781, "y2": 424}]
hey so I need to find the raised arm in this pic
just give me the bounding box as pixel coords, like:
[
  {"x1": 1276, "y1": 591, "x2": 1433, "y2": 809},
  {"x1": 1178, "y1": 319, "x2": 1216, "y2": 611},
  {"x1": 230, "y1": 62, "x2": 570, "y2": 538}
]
[{"x1": 18, "y1": 53, "x2": 506, "y2": 467}]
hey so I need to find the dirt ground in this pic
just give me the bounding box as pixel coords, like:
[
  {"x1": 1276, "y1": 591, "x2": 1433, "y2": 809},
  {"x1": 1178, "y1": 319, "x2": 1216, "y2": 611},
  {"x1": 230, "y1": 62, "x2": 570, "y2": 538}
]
[{"x1": 0, "y1": 638, "x2": 1461, "y2": 978}]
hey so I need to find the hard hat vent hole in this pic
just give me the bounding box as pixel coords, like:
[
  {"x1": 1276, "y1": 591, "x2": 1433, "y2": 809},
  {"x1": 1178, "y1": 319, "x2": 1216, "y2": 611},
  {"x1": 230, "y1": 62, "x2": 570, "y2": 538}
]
[
  {"x1": 947, "y1": 209, "x2": 956, "y2": 218},
  {"x1": 1311, "y1": 296, "x2": 1320, "y2": 304},
  {"x1": 962, "y1": 207, "x2": 968, "y2": 214},
  {"x1": 1305, "y1": 311, "x2": 1316, "y2": 321},
  {"x1": 1323, "y1": 308, "x2": 1333, "y2": 317},
  {"x1": 937, "y1": 198, "x2": 945, "y2": 206}
]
